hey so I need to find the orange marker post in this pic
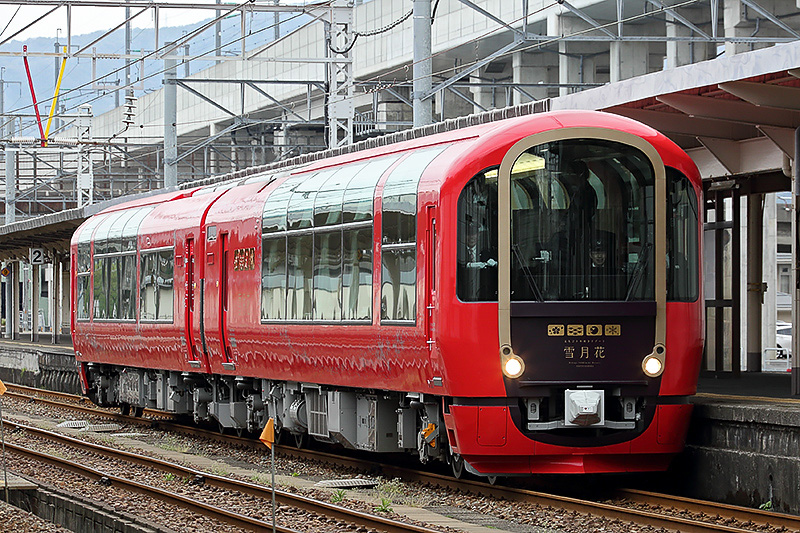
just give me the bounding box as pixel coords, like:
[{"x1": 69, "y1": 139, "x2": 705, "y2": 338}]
[{"x1": 260, "y1": 417, "x2": 276, "y2": 532}]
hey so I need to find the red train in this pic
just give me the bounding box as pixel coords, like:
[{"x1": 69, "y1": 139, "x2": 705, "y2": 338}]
[{"x1": 71, "y1": 110, "x2": 703, "y2": 477}]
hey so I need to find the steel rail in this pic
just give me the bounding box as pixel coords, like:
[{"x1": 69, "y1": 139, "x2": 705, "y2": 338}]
[
  {"x1": 7, "y1": 383, "x2": 779, "y2": 532},
  {"x1": 5, "y1": 441, "x2": 304, "y2": 533},
  {"x1": 5, "y1": 384, "x2": 174, "y2": 420},
  {"x1": 614, "y1": 488, "x2": 800, "y2": 532},
  {"x1": 5, "y1": 420, "x2": 438, "y2": 533}
]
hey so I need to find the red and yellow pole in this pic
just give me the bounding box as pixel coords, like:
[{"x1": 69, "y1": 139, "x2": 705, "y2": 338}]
[{"x1": 43, "y1": 46, "x2": 68, "y2": 147}]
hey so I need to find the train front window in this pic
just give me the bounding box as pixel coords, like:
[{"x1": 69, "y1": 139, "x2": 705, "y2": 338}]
[
  {"x1": 457, "y1": 139, "x2": 656, "y2": 302},
  {"x1": 510, "y1": 140, "x2": 655, "y2": 301}
]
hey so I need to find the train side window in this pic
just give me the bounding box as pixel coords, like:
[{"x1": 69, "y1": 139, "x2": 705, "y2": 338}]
[
  {"x1": 287, "y1": 235, "x2": 313, "y2": 320},
  {"x1": 261, "y1": 173, "x2": 297, "y2": 233},
  {"x1": 120, "y1": 254, "x2": 137, "y2": 320},
  {"x1": 343, "y1": 156, "x2": 401, "y2": 223},
  {"x1": 140, "y1": 252, "x2": 158, "y2": 320},
  {"x1": 93, "y1": 257, "x2": 107, "y2": 319},
  {"x1": 139, "y1": 248, "x2": 174, "y2": 322},
  {"x1": 108, "y1": 257, "x2": 121, "y2": 319},
  {"x1": 287, "y1": 171, "x2": 330, "y2": 230},
  {"x1": 315, "y1": 165, "x2": 363, "y2": 227},
  {"x1": 666, "y1": 169, "x2": 699, "y2": 302},
  {"x1": 381, "y1": 147, "x2": 445, "y2": 323},
  {"x1": 313, "y1": 229, "x2": 343, "y2": 320},
  {"x1": 75, "y1": 216, "x2": 107, "y2": 321},
  {"x1": 157, "y1": 250, "x2": 174, "y2": 321},
  {"x1": 456, "y1": 168, "x2": 499, "y2": 302},
  {"x1": 342, "y1": 227, "x2": 372, "y2": 320},
  {"x1": 260, "y1": 157, "x2": 398, "y2": 324},
  {"x1": 261, "y1": 236, "x2": 286, "y2": 320}
]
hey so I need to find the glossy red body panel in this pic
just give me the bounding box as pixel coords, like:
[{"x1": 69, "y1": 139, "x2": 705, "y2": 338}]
[{"x1": 71, "y1": 110, "x2": 704, "y2": 474}]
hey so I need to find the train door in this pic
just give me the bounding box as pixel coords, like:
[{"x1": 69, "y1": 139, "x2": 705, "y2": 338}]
[
  {"x1": 219, "y1": 232, "x2": 234, "y2": 366},
  {"x1": 184, "y1": 237, "x2": 208, "y2": 369},
  {"x1": 425, "y1": 205, "x2": 438, "y2": 367}
]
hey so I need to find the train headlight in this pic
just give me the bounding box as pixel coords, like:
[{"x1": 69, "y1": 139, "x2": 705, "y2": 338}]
[
  {"x1": 500, "y1": 345, "x2": 525, "y2": 379},
  {"x1": 642, "y1": 344, "x2": 666, "y2": 377}
]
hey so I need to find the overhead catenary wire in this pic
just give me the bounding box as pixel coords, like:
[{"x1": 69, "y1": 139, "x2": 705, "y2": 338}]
[
  {"x1": 5, "y1": 0, "x2": 703, "y2": 138},
  {"x1": 1, "y1": 1, "x2": 323, "y2": 132},
  {"x1": 4, "y1": 0, "x2": 712, "y2": 164}
]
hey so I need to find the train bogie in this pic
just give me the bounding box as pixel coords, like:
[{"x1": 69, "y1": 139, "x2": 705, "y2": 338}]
[{"x1": 73, "y1": 110, "x2": 703, "y2": 476}]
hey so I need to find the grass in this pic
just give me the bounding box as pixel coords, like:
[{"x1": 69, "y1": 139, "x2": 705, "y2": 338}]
[
  {"x1": 331, "y1": 489, "x2": 346, "y2": 503},
  {"x1": 374, "y1": 497, "x2": 393, "y2": 513}
]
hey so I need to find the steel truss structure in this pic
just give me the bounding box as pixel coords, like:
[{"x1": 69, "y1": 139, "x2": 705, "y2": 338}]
[{"x1": 2, "y1": 0, "x2": 800, "y2": 220}]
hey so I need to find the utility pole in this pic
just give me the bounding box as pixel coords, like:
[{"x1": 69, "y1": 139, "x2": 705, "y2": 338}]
[
  {"x1": 54, "y1": 39, "x2": 61, "y2": 132},
  {"x1": 412, "y1": 0, "x2": 433, "y2": 127},
  {"x1": 216, "y1": 0, "x2": 222, "y2": 64},
  {"x1": 164, "y1": 42, "x2": 178, "y2": 188},
  {"x1": 125, "y1": 1, "x2": 132, "y2": 98},
  {"x1": 76, "y1": 105, "x2": 94, "y2": 207}
]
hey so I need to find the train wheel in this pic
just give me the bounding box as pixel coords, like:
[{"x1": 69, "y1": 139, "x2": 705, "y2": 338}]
[
  {"x1": 120, "y1": 404, "x2": 131, "y2": 416},
  {"x1": 450, "y1": 454, "x2": 465, "y2": 479},
  {"x1": 132, "y1": 406, "x2": 144, "y2": 417},
  {"x1": 294, "y1": 432, "x2": 308, "y2": 449}
]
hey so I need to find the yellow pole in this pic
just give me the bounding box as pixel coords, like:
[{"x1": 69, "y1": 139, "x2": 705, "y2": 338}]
[{"x1": 43, "y1": 46, "x2": 68, "y2": 147}]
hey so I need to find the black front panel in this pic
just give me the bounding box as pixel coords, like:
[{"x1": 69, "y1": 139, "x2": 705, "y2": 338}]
[{"x1": 505, "y1": 301, "x2": 657, "y2": 395}]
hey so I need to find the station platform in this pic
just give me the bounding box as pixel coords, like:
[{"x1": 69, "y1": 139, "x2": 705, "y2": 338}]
[
  {"x1": 676, "y1": 372, "x2": 800, "y2": 515},
  {"x1": 0, "y1": 473, "x2": 38, "y2": 492},
  {"x1": 697, "y1": 371, "x2": 795, "y2": 399}
]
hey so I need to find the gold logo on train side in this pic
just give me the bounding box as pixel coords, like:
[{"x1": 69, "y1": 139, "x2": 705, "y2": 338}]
[
  {"x1": 233, "y1": 247, "x2": 256, "y2": 271},
  {"x1": 547, "y1": 325, "x2": 565, "y2": 336},
  {"x1": 586, "y1": 324, "x2": 602, "y2": 336},
  {"x1": 605, "y1": 324, "x2": 621, "y2": 336},
  {"x1": 567, "y1": 325, "x2": 584, "y2": 336}
]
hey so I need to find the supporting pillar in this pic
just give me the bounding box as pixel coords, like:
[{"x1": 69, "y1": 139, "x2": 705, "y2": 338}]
[
  {"x1": 512, "y1": 51, "x2": 549, "y2": 104},
  {"x1": 792, "y1": 127, "x2": 800, "y2": 395},
  {"x1": 412, "y1": 0, "x2": 432, "y2": 127},
  {"x1": 2, "y1": 262, "x2": 10, "y2": 339},
  {"x1": 31, "y1": 263, "x2": 39, "y2": 342},
  {"x1": 5, "y1": 148, "x2": 15, "y2": 224},
  {"x1": 610, "y1": 40, "x2": 648, "y2": 83},
  {"x1": 746, "y1": 193, "x2": 763, "y2": 371},
  {"x1": 60, "y1": 260, "x2": 69, "y2": 338},
  {"x1": 51, "y1": 258, "x2": 60, "y2": 344},
  {"x1": 549, "y1": 13, "x2": 597, "y2": 97},
  {"x1": 164, "y1": 43, "x2": 178, "y2": 188},
  {"x1": 11, "y1": 261, "x2": 19, "y2": 340}
]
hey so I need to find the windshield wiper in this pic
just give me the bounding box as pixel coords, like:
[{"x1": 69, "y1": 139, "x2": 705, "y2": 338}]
[
  {"x1": 512, "y1": 244, "x2": 543, "y2": 302},
  {"x1": 625, "y1": 242, "x2": 653, "y2": 301}
]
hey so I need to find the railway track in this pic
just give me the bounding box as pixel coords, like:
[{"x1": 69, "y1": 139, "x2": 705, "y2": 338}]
[
  {"x1": 5, "y1": 383, "x2": 798, "y2": 533},
  {"x1": 4, "y1": 419, "x2": 439, "y2": 533}
]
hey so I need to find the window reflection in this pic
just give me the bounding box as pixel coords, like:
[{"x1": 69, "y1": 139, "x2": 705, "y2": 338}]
[
  {"x1": 261, "y1": 237, "x2": 286, "y2": 320},
  {"x1": 260, "y1": 157, "x2": 401, "y2": 323},
  {"x1": 314, "y1": 230, "x2": 343, "y2": 320},
  {"x1": 139, "y1": 249, "x2": 174, "y2": 322},
  {"x1": 457, "y1": 140, "x2": 660, "y2": 302},
  {"x1": 666, "y1": 169, "x2": 699, "y2": 301},
  {"x1": 379, "y1": 147, "x2": 445, "y2": 323},
  {"x1": 343, "y1": 228, "x2": 372, "y2": 320},
  {"x1": 287, "y1": 235, "x2": 313, "y2": 320}
]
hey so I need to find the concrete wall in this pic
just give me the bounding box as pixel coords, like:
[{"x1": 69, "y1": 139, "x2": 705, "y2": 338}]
[
  {"x1": 0, "y1": 346, "x2": 80, "y2": 394},
  {"x1": 11, "y1": 487, "x2": 161, "y2": 533},
  {"x1": 674, "y1": 397, "x2": 800, "y2": 513}
]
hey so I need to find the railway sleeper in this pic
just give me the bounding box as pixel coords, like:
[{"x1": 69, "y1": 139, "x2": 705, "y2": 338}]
[{"x1": 83, "y1": 363, "x2": 445, "y2": 462}]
